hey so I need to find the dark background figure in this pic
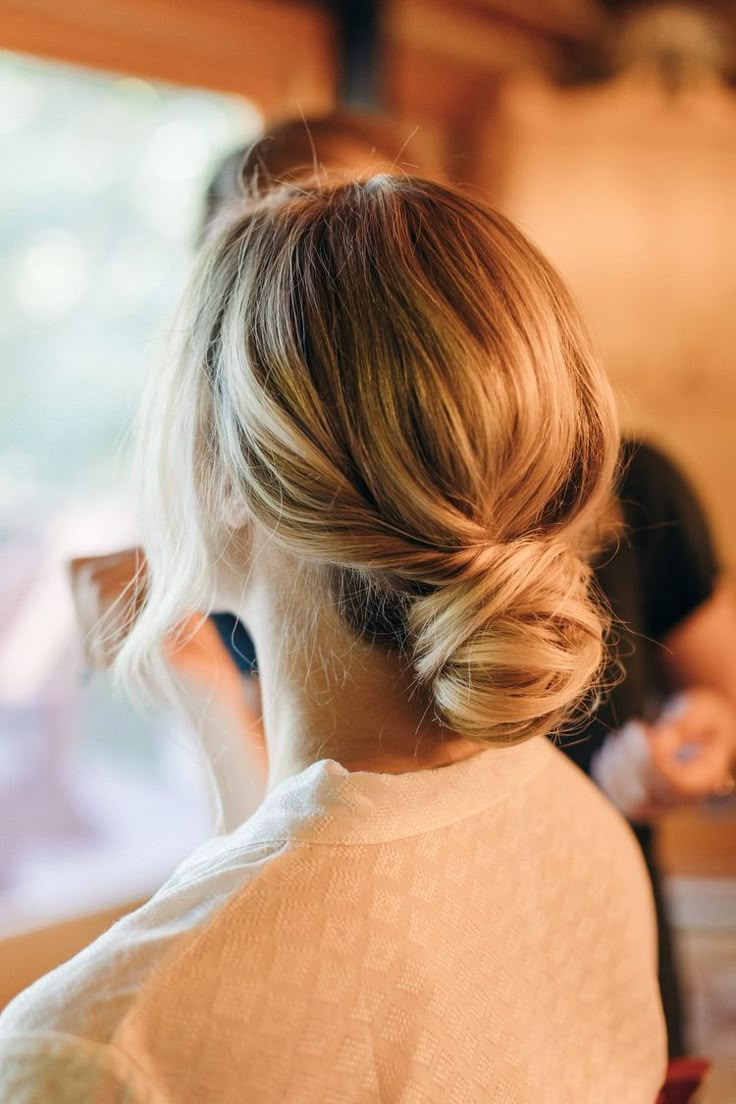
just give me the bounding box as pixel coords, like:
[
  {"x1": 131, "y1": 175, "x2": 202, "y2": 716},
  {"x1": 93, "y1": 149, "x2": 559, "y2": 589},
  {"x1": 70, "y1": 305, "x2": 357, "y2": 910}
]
[{"x1": 566, "y1": 437, "x2": 735, "y2": 1055}]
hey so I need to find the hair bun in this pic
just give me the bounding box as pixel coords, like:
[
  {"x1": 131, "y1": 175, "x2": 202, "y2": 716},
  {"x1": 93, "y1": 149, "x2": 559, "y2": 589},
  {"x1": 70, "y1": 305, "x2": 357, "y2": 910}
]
[
  {"x1": 407, "y1": 537, "x2": 607, "y2": 743},
  {"x1": 123, "y1": 175, "x2": 619, "y2": 750}
]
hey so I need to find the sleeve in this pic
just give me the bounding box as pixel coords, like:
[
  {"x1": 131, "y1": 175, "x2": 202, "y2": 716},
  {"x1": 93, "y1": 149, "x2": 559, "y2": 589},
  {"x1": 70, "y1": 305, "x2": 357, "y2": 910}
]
[
  {"x1": 620, "y1": 441, "x2": 720, "y2": 642},
  {"x1": 0, "y1": 1032, "x2": 160, "y2": 1104}
]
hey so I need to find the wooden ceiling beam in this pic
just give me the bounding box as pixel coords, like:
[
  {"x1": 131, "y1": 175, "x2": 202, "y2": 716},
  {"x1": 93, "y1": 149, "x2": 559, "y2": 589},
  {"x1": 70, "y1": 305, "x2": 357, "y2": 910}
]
[
  {"x1": 461, "y1": 0, "x2": 604, "y2": 42},
  {"x1": 0, "y1": 0, "x2": 337, "y2": 115}
]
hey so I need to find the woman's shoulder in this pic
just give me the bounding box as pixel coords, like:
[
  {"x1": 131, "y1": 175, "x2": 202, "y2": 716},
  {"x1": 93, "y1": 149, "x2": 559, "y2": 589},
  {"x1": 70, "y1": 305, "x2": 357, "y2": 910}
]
[
  {"x1": 0, "y1": 748, "x2": 665, "y2": 1101},
  {"x1": 0, "y1": 830, "x2": 299, "y2": 1100},
  {"x1": 543, "y1": 739, "x2": 655, "y2": 906},
  {"x1": 0, "y1": 832, "x2": 286, "y2": 1042},
  {"x1": 0, "y1": 1031, "x2": 161, "y2": 1104}
]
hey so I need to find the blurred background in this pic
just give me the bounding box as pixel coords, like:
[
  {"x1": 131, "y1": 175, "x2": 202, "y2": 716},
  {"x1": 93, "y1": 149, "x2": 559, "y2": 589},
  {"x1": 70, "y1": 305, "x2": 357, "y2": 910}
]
[{"x1": 0, "y1": 0, "x2": 734, "y2": 1092}]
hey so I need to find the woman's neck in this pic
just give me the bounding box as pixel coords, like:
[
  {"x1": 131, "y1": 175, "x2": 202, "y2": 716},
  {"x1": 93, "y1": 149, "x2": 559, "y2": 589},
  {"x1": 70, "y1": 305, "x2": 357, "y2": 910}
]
[
  {"x1": 236, "y1": 558, "x2": 481, "y2": 791},
  {"x1": 258, "y1": 641, "x2": 481, "y2": 791}
]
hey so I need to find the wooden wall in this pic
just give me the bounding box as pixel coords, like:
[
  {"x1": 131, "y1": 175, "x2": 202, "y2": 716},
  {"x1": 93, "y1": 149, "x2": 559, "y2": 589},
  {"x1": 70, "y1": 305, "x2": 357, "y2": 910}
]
[
  {"x1": 383, "y1": 0, "x2": 602, "y2": 175},
  {"x1": 472, "y1": 69, "x2": 736, "y2": 573},
  {"x1": 380, "y1": 6, "x2": 736, "y2": 581}
]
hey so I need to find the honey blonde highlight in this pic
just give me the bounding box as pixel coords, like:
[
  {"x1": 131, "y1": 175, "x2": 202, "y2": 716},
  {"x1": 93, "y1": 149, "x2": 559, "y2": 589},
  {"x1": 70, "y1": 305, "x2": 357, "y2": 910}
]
[{"x1": 117, "y1": 175, "x2": 619, "y2": 746}]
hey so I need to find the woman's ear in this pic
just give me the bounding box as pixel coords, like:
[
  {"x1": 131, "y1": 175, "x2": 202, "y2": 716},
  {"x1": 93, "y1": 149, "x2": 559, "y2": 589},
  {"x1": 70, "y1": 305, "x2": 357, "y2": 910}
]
[{"x1": 222, "y1": 481, "x2": 251, "y2": 531}]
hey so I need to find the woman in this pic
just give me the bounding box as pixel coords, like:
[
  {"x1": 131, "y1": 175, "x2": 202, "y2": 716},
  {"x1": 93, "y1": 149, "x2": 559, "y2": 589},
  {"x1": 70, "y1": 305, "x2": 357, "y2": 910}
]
[
  {"x1": 1, "y1": 176, "x2": 667, "y2": 1100},
  {"x1": 73, "y1": 112, "x2": 736, "y2": 1060}
]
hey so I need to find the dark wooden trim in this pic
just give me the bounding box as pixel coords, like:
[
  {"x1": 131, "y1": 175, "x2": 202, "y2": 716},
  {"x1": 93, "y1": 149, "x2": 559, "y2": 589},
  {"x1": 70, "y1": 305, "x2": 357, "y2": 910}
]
[{"x1": 0, "y1": 0, "x2": 337, "y2": 114}]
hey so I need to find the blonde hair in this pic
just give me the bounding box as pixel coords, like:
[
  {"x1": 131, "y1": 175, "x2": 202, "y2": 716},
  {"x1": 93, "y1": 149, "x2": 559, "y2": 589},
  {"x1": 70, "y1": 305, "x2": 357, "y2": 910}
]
[
  {"x1": 117, "y1": 175, "x2": 619, "y2": 745},
  {"x1": 202, "y1": 110, "x2": 440, "y2": 240}
]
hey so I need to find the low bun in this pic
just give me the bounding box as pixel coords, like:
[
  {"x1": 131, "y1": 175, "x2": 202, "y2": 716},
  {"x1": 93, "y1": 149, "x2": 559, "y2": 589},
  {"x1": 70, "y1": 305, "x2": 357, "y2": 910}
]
[
  {"x1": 407, "y1": 538, "x2": 607, "y2": 742},
  {"x1": 123, "y1": 174, "x2": 620, "y2": 750}
]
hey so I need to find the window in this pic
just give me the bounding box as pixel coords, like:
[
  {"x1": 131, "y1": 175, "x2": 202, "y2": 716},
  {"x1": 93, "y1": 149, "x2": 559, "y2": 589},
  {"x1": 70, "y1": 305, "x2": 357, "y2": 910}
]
[{"x1": 0, "y1": 49, "x2": 262, "y2": 934}]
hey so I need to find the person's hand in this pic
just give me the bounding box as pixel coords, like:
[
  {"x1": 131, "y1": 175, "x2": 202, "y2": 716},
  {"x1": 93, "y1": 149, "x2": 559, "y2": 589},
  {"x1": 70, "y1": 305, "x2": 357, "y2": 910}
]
[
  {"x1": 69, "y1": 547, "x2": 148, "y2": 668},
  {"x1": 591, "y1": 687, "x2": 736, "y2": 819},
  {"x1": 647, "y1": 688, "x2": 736, "y2": 803}
]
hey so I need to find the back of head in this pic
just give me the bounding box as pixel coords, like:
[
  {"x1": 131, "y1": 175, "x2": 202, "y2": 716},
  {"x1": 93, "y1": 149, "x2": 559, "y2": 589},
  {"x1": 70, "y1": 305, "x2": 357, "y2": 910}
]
[
  {"x1": 124, "y1": 175, "x2": 619, "y2": 745},
  {"x1": 202, "y1": 110, "x2": 439, "y2": 237}
]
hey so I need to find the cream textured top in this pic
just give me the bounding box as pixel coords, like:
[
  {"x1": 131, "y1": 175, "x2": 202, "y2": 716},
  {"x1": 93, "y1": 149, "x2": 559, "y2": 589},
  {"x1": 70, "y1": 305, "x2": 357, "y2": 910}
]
[{"x1": 0, "y1": 736, "x2": 666, "y2": 1103}]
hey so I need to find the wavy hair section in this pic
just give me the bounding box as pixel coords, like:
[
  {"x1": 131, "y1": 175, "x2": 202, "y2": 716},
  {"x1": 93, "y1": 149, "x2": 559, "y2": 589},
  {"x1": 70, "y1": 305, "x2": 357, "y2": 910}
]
[{"x1": 116, "y1": 175, "x2": 619, "y2": 745}]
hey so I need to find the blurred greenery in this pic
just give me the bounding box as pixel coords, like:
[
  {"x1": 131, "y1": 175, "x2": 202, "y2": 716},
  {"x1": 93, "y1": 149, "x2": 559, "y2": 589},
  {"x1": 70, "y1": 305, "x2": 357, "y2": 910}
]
[{"x1": 0, "y1": 50, "x2": 261, "y2": 518}]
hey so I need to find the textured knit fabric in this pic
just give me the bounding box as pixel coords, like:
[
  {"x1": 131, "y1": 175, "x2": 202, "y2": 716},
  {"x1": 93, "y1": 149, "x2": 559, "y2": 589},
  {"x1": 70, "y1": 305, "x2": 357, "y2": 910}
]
[{"x1": 0, "y1": 736, "x2": 666, "y2": 1102}]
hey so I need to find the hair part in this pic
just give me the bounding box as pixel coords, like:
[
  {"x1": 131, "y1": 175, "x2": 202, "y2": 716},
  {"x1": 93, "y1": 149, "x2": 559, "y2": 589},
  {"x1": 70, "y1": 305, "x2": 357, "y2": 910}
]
[{"x1": 201, "y1": 110, "x2": 439, "y2": 242}]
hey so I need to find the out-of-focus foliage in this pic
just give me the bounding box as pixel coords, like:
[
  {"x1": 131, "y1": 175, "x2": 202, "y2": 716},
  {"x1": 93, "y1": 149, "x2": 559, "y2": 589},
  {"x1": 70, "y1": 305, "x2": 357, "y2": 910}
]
[{"x1": 0, "y1": 49, "x2": 261, "y2": 519}]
